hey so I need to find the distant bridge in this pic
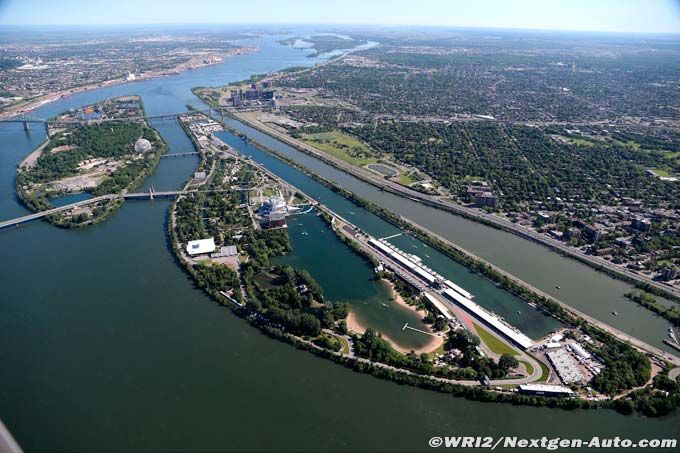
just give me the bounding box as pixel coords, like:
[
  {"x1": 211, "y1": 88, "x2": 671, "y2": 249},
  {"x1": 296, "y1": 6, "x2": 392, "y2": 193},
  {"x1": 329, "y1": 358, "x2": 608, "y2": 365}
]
[
  {"x1": 160, "y1": 152, "x2": 200, "y2": 158},
  {"x1": 0, "y1": 187, "x2": 227, "y2": 231},
  {"x1": 0, "y1": 108, "x2": 229, "y2": 131}
]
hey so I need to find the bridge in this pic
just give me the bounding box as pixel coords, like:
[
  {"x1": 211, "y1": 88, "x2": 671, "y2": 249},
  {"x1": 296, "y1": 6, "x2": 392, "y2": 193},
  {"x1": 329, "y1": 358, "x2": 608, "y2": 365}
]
[
  {"x1": 160, "y1": 152, "x2": 200, "y2": 158},
  {"x1": 0, "y1": 108, "x2": 229, "y2": 131},
  {"x1": 0, "y1": 187, "x2": 228, "y2": 231}
]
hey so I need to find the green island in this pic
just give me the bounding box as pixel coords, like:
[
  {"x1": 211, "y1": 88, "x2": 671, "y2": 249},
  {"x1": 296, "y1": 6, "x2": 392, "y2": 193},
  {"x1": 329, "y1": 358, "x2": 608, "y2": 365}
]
[{"x1": 16, "y1": 96, "x2": 167, "y2": 227}]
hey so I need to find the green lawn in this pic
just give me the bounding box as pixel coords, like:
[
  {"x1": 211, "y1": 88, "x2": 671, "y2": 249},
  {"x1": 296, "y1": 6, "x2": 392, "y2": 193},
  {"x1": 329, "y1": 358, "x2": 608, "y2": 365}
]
[
  {"x1": 336, "y1": 335, "x2": 351, "y2": 355},
  {"x1": 663, "y1": 151, "x2": 680, "y2": 163},
  {"x1": 648, "y1": 168, "x2": 674, "y2": 177},
  {"x1": 472, "y1": 322, "x2": 520, "y2": 356},
  {"x1": 302, "y1": 130, "x2": 377, "y2": 166},
  {"x1": 538, "y1": 360, "x2": 550, "y2": 381},
  {"x1": 398, "y1": 173, "x2": 415, "y2": 186},
  {"x1": 611, "y1": 139, "x2": 642, "y2": 150},
  {"x1": 568, "y1": 137, "x2": 597, "y2": 147},
  {"x1": 520, "y1": 360, "x2": 534, "y2": 376}
]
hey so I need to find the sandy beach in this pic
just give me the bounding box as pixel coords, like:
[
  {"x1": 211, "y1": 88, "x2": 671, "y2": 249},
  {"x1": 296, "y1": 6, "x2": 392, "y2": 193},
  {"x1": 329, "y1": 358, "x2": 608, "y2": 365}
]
[{"x1": 346, "y1": 279, "x2": 444, "y2": 355}]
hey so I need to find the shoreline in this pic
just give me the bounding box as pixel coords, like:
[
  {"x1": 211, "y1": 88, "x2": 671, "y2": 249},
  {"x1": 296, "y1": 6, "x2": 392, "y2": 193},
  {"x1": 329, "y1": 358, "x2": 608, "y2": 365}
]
[
  {"x1": 0, "y1": 46, "x2": 259, "y2": 121},
  {"x1": 346, "y1": 279, "x2": 444, "y2": 355}
]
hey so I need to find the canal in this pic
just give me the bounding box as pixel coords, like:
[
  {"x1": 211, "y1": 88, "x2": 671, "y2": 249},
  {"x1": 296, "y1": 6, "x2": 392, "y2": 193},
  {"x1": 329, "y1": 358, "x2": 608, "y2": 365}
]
[
  {"x1": 217, "y1": 130, "x2": 561, "y2": 341},
  {"x1": 219, "y1": 116, "x2": 678, "y2": 354},
  {"x1": 0, "y1": 34, "x2": 678, "y2": 451}
]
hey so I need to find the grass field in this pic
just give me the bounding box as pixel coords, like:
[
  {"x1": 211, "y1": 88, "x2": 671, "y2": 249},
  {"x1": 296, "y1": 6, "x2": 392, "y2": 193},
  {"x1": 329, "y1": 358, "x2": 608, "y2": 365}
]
[
  {"x1": 648, "y1": 168, "x2": 674, "y2": 177},
  {"x1": 568, "y1": 137, "x2": 597, "y2": 147},
  {"x1": 398, "y1": 173, "x2": 415, "y2": 186},
  {"x1": 538, "y1": 360, "x2": 550, "y2": 381},
  {"x1": 473, "y1": 322, "x2": 520, "y2": 356},
  {"x1": 302, "y1": 130, "x2": 377, "y2": 166},
  {"x1": 336, "y1": 335, "x2": 351, "y2": 355},
  {"x1": 520, "y1": 360, "x2": 535, "y2": 376},
  {"x1": 664, "y1": 151, "x2": 680, "y2": 163}
]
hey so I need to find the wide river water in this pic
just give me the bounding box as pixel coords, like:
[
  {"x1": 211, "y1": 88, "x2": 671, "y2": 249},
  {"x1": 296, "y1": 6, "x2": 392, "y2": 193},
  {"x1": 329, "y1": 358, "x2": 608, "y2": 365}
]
[{"x1": 0, "y1": 34, "x2": 678, "y2": 451}]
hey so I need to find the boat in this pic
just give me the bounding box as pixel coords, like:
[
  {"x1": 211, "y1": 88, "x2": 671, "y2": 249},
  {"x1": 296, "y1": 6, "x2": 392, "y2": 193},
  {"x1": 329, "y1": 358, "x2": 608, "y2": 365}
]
[
  {"x1": 381, "y1": 303, "x2": 389, "y2": 308},
  {"x1": 555, "y1": 285, "x2": 561, "y2": 289},
  {"x1": 516, "y1": 310, "x2": 521, "y2": 314},
  {"x1": 612, "y1": 311, "x2": 618, "y2": 316}
]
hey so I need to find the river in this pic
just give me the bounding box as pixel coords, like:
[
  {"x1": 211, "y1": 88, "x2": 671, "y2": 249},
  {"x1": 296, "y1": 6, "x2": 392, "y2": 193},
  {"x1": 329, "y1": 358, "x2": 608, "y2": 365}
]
[{"x1": 0, "y1": 33, "x2": 678, "y2": 451}]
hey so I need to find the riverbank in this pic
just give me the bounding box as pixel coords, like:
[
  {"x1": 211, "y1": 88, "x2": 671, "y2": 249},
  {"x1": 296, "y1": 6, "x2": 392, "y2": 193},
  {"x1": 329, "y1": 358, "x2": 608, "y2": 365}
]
[
  {"x1": 223, "y1": 109, "x2": 680, "y2": 302},
  {"x1": 0, "y1": 46, "x2": 258, "y2": 121}
]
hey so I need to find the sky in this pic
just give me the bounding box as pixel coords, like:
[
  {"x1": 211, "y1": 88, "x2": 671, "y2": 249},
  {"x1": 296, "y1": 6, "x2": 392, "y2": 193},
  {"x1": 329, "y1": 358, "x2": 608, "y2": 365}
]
[{"x1": 1, "y1": 0, "x2": 679, "y2": 33}]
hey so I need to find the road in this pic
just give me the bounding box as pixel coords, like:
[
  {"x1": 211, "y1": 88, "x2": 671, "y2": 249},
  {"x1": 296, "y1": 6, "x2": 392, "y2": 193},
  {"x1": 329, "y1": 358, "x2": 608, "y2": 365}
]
[{"x1": 230, "y1": 111, "x2": 680, "y2": 300}]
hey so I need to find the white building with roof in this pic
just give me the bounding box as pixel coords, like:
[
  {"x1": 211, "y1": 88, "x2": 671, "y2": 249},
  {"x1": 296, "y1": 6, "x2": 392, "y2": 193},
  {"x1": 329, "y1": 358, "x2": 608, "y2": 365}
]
[{"x1": 186, "y1": 238, "x2": 216, "y2": 256}]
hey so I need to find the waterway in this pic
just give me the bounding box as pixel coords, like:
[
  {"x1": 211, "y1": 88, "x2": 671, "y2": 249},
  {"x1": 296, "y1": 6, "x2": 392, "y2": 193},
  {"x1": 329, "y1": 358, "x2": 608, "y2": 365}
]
[
  {"x1": 217, "y1": 130, "x2": 561, "y2": 341},
  {"x1": 0, "y1": 32, "x2": 678, "y2": 451},
  {"x1": 219, "y1": 116, "x2": 678, "y2": 355}
]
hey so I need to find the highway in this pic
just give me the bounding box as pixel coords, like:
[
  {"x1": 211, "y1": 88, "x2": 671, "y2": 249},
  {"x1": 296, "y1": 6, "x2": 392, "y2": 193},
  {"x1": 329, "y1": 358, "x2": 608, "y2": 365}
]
[{"x1": 230, "y1": 111, "x2": 680, "y2": 300}]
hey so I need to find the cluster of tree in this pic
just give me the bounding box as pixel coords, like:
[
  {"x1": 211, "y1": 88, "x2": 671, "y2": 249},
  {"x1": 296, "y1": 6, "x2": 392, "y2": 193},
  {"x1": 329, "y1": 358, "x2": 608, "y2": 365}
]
[
  {"x1": 611, "y1": 373, "x2": 680, "y2": 417},
  {"x1": 625, "y1": 291, "x2": 680, "y2": 327},
  {"x1": 21, "y1": 122, "x2": 146, "y2": 184},
  {"x1": 348, "y1": 121, "x2": 680, "y2": 212},
  {"x1": 192, "y1": 261, "x2": 241, "y2": 295},
  {"x1": 313, "y1": 334, "x2": 342, "y2": 352},
  {"x1": 446, "y1": 328, "x2": 519, "y2": 378},
  {"x1": 245, "y1": 263, "x2": 348, "y2": 339},
  {"x1": 589, "y1": 340, "x2": 651, "y2": 395}
]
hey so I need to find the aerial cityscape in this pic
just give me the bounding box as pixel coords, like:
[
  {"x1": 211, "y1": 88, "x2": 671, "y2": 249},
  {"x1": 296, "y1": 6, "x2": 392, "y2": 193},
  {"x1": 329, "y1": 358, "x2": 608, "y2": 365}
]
[{"x1": 1, "y1": 1, "x2": 680, "y2": 452}]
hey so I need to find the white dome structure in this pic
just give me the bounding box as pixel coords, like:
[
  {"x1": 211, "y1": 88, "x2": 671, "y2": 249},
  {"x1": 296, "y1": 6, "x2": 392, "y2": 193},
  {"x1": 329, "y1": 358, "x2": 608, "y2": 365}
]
[{"x1": 134, "y1": 138, "x2": 152, "y2": 153}]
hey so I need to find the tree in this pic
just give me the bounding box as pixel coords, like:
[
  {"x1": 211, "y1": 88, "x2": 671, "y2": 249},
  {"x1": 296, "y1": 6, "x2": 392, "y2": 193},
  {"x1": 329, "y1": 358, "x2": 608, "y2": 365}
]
[{"x1": 498, "y1": 353, "x2": 519, "y2": 372}]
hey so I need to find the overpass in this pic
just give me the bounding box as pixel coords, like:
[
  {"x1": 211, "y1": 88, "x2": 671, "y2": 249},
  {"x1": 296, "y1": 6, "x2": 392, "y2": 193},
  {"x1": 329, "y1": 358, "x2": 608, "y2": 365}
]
[{"x1": 0, "y1": 187, "x2": 230, "y2": 231}]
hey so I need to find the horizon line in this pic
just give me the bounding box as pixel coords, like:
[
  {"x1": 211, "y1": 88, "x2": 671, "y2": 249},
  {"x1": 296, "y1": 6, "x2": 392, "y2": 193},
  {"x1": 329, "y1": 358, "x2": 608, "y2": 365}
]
[{"x1": 1, "y1": 21, "x2": 679, "y2": 36}]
